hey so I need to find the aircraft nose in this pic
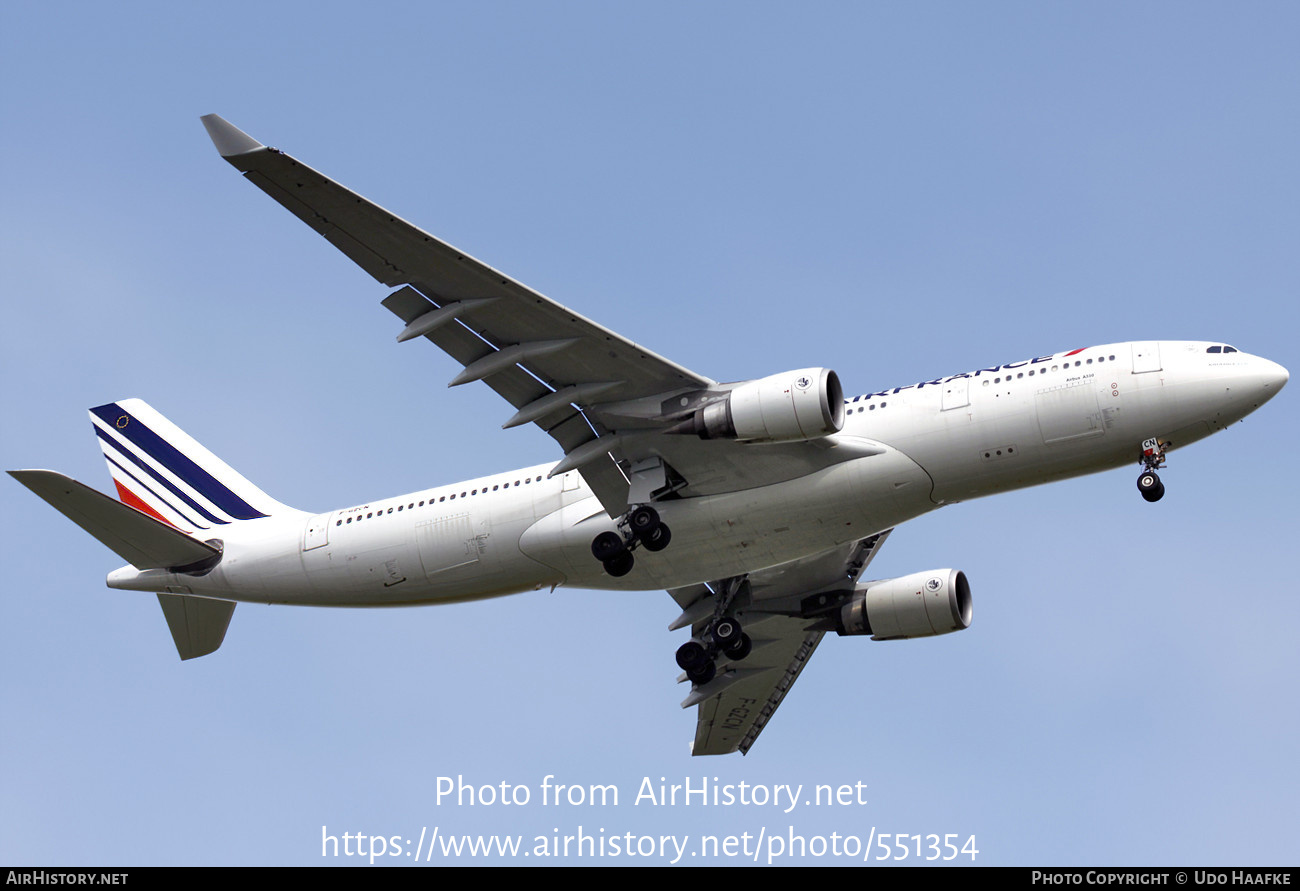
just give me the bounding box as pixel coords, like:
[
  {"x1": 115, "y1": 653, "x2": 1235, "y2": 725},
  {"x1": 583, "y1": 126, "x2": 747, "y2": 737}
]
[
  {"x1": 1245, "y1": 357, "x2": 1288, "y2": 407},
  {"x1": 1267, "y1": 359, "x2": 1289, "y2": 391},
  {"x1": 1258, "y1": 359, "x2": 1289, "y2": 392}
]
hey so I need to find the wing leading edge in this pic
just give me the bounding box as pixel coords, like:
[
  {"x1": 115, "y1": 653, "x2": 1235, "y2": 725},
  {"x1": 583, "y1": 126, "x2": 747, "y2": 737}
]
[
  {"x1": 200, "y1": 115, "x2": 887, "y2": 517},
  {"x1": 200, "y1": 114, "x2": 714, "y2": 515}
]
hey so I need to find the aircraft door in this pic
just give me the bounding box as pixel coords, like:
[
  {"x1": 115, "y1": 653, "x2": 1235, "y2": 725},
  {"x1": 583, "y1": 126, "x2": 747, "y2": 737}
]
[
  {"x1": 303, "y1": 513, "x2": 331, "y2": 551},
  {"x1": 941, "y1": 379, "x2": 970, "y2": 411},
  {"x1": 1131, "y1": 342, "x2": 1162, "y2": 373}
]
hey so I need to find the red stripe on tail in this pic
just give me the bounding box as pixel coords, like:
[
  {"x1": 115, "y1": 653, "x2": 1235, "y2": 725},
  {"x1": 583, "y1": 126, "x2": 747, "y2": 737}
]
[{"x1": 114, "y1": 480, "x2": 179, "y2": 529}]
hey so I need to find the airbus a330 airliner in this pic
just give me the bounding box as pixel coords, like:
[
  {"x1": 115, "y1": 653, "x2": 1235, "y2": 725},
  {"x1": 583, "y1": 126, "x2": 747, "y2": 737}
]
[{"x1": 10, "y1": 116, "x2": 1289, "y2": 755}]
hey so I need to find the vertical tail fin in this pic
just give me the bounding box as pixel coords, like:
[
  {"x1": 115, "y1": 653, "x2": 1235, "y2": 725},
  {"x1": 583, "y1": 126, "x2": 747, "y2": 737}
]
[{"x1": 89, "y1": 398, "x2": 293, "y2": 532}]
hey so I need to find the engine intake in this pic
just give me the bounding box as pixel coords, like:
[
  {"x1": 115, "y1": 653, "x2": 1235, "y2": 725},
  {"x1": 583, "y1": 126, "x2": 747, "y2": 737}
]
[
  {"x1": 837, "y1": 569, "x2": 972, "y2": 640},
  {"x1": 689, "y1": 368, "x2": 844, "y2": 443}
]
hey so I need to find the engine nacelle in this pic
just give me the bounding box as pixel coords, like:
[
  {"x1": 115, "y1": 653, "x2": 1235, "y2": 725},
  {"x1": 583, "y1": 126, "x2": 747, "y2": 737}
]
[
  {"x1": 837, "y1": 569, "x2": 972, "y2": 640},
  {"x1": 691, "y1": 368, "x2": 844, "y2": 443}
]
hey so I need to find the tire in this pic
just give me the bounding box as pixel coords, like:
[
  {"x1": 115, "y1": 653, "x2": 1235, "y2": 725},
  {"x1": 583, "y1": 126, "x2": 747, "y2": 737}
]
[
  {"x1": 676, "y1": 641, "x2": 707, "y2": 670},
  {"x1": 629, "y1": 505, "x2": 660, "y2": 536},
  {"x1": 591, "y1": 531, "x2": 625, "y2": 561},
  {"x1": 687, "y1": 661, "x2": 716, "y2": 686},
  {"x1": 603, "y1": 550, "x2": 635, "y2": 577},
  {"x1": 724, "y1": 633, "x2": 752, "y2": 661},
  {"x1": 641, "y1": 523, "x2": 671, "y2": 552},
  {"x1": 710, "y1": 617, "x2": 742, "y2": 648},
  {"x1": 1137, "y1": 472, "x2": 1165, "y2": 503}
]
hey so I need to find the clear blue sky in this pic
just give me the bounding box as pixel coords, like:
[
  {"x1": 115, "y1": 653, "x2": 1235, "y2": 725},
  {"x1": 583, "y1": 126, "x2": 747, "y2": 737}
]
[{"x1": 2, "y1": 1, "x2": 1297, "y2": 866}]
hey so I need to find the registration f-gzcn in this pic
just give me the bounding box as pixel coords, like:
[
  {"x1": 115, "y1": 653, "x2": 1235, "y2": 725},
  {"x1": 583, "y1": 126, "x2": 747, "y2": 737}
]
[{"x1": 10, "y1": 116, "x2": 1289, "y2": 755}]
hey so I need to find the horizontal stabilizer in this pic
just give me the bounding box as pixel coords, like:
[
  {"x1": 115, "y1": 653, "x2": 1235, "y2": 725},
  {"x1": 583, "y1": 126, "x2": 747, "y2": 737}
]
[
  {"x1": 157, "y1": 593, "x2": 236, "y2": 660},
  {"x1": 8, "y1": 470, "x2": 222, "y2": 571}
]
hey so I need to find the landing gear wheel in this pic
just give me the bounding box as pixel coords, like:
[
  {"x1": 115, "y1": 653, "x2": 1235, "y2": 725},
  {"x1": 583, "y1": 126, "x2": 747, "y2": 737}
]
[
  {"x1": 641, "y1": 523, "x2": 672, "y2": 552},
  {"x1": 602, "y1": 550, "x2": 635, "y2": 577},
  {"x1": 629, "y1": 505, "x2": 661, "y2": 536},
  {"x1": 592, "y1": 531, "x2": 626, "y2": 561},
  {"x1": 676, "y1": 641, "x2": 708, "y2": 671},
  {"x1": 710, "y1": 617, "x2": 743, "y2": 649},
  {"x1": 724, "y1": 632, "x2": 752, "y2": 661},
  {"x1": 686, "y1": 661, "x2": 716, "y2": 686},
  {"x1": 1137, "y1": 471, "x2": 1165, "y2": 503}
]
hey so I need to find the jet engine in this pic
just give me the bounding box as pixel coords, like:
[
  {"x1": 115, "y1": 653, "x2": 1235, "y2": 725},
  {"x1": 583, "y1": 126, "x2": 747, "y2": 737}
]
[
  {"x1": 686, "y1": 367, "x2": 844, "y2": 443},
  {"x1": 837, "y1": 569, "x2": 972, "y2": 640}
]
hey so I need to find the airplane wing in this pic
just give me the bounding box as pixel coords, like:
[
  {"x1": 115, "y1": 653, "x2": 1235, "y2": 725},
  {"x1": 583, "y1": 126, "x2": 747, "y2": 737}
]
[
  {"x1": 201, "y1": 116, "x2": 870, "y2": 516},
  {"x1": 671, "y1": 530, "x2": 891, "y2": 755}
]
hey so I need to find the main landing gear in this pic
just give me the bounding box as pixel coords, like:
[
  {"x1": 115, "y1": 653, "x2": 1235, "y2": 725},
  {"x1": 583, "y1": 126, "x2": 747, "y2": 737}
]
[
  {"x1": 1137, "y1": 437, "x2": 1169, "y2": 503},
  {"x1": 674, "y1": 577, "x2": 754, "y2": 687},
  {"x1": 675, "y1": 616, "x2": 753, "y2": 686},
  {"x1": 591, "y1": 505, "x2": 672, "y2": 577}
]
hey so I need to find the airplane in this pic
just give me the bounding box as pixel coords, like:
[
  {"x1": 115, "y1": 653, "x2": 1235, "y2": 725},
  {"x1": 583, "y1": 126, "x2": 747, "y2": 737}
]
[{"x1": 9, "y1": 115, "x2": 1289, "y2": 756}]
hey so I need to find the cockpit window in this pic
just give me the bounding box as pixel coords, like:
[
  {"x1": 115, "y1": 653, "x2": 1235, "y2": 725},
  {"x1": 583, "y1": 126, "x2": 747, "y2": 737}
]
[
  {"x1": 1207, "y1": 345, "x2": 1239, "y2": 354},
  {"x1": 1207, "y1": 346, "x2": 1222, "y2": 353},
  {"x1": 1224, "y1": 346, "x2": 1237, "y2": 353}
]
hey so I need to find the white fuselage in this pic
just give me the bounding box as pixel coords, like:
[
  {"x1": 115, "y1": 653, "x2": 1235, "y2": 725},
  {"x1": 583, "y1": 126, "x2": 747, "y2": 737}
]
[{"x1": 106, "y1": 341, "x2": 1288, "y2": 606}]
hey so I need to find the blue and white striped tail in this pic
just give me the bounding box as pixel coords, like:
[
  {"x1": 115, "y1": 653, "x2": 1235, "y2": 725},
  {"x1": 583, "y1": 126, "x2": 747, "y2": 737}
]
[{"x1": 89, "y1": 399, "x2": 290, "y2": 532}]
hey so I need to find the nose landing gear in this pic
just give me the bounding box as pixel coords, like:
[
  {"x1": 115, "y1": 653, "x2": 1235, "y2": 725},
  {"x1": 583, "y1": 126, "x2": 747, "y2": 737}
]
[
  {"x1": 1137, "y1": 438, "x2": 1169, "y2": 503},
  {"x1": 590, "y1": 504, "x2": 672, "y2": 576}
]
